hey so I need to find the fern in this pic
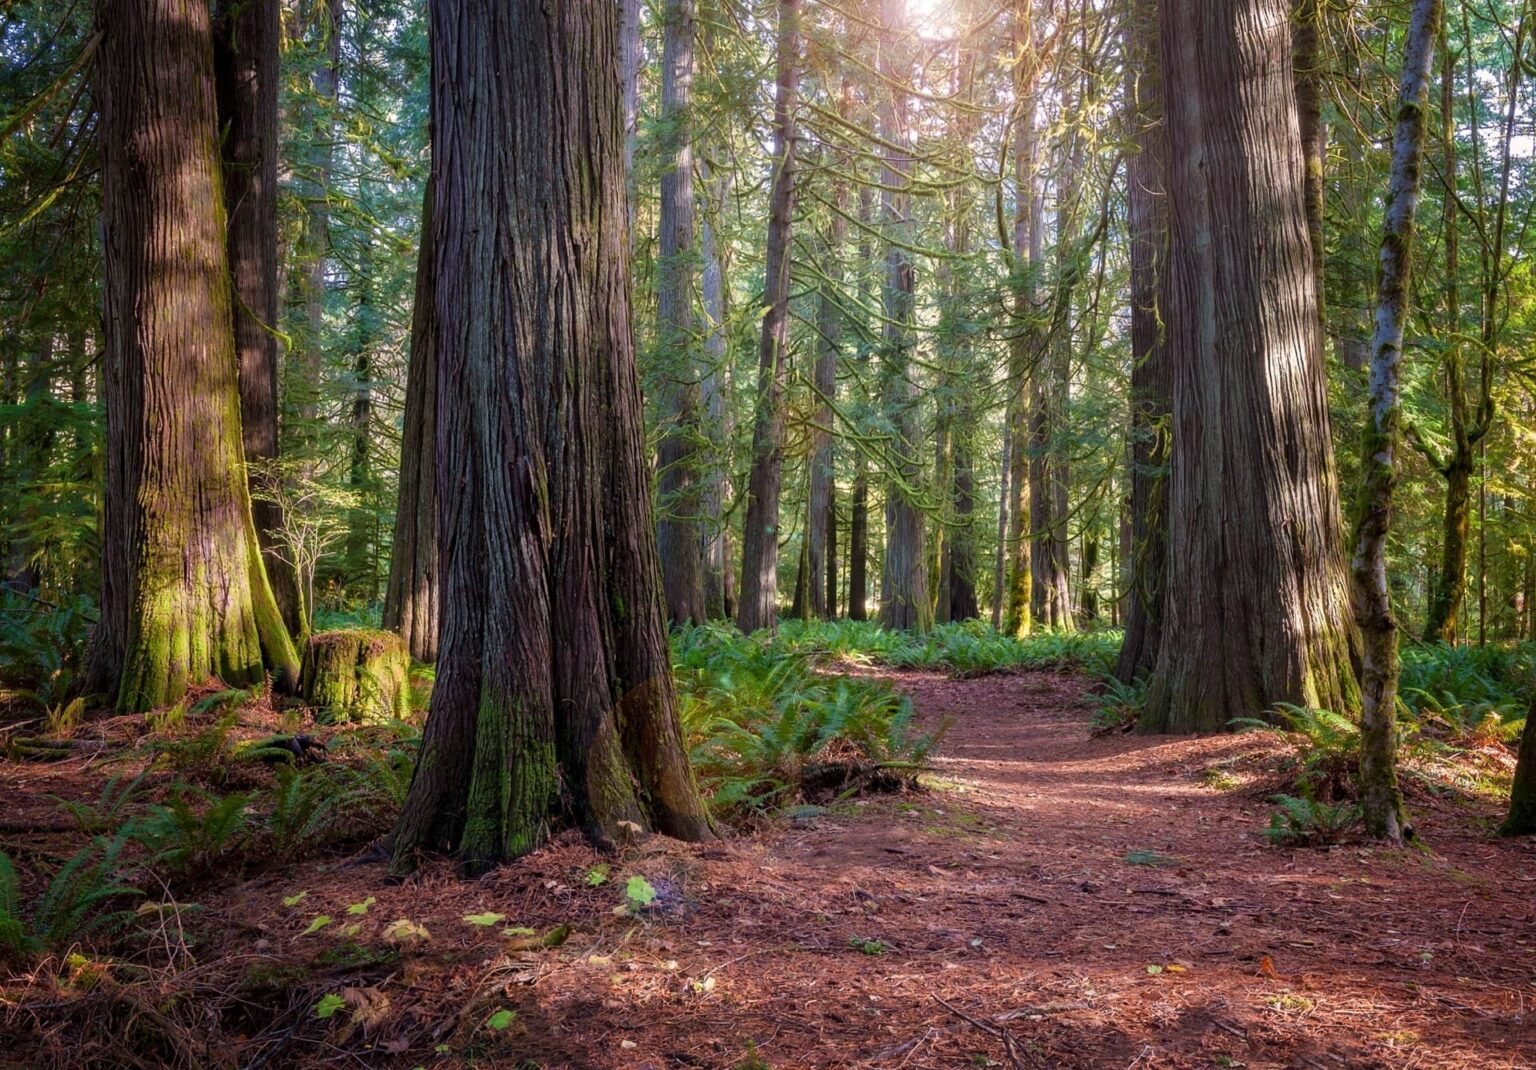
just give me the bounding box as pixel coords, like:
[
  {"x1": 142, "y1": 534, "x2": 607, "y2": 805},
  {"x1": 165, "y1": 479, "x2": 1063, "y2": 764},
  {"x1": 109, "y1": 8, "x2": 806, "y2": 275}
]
[
  {"x1": 31, "y1": 833, "x2": 146, "y2": 948},
  {"x1": 51, "y1": 772, "x2": 148, "y2": 834},
  {"x1": 129, "y1": 787, "x2": 250, "y2": 877},
  {"x1": 1264, "y1": 794, "x2": 1361, "y2": 847}
]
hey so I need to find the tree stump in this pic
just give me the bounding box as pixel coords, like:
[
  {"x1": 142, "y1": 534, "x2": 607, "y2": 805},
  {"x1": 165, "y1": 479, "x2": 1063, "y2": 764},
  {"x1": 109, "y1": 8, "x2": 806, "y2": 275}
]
[{"x1": 300, "y1": 630, "x2": 410, "y2": 724}]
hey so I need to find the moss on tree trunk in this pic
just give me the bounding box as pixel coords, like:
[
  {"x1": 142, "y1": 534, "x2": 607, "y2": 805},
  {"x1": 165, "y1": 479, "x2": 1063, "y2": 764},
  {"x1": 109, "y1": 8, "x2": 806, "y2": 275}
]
[
  {"x1": 1503, "y1": 696, "x2": 1536, "y2": 836},
  {"x1": 300, "y1": 629, "x2": 410, "y2": 724}
]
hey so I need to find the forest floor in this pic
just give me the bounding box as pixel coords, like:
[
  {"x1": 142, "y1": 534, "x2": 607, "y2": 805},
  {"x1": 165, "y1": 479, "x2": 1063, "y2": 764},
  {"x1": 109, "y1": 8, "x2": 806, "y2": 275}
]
[{"x1": 4, "y1": 668, "x2": 1536, "y2": 1069}]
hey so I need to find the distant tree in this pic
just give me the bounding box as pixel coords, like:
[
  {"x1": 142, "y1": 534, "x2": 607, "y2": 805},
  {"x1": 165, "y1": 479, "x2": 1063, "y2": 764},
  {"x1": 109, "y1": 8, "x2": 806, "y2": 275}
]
[{"x1": 390, "y1": 0, "x2": 713, "y2": 874}]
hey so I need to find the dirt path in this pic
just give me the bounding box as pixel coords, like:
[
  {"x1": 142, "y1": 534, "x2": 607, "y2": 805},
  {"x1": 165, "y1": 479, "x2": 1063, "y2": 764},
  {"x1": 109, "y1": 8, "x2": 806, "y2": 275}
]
[{"x1": 10, "y1": 669, "x2": 1536, "y2": 1070}]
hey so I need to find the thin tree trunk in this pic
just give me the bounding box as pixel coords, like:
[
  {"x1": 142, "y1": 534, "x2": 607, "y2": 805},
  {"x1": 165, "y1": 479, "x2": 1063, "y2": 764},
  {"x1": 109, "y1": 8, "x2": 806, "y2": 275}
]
[
  {"x1": 1351, "y1": 0, "x2": 1440, "y2": 844},
  {"x1": 877, "y1": 0, "x2": 929, "y2": 632},
  {"x1": 383, "y1": 178, "x2": 438, "y2": 663},
  {"x1": 699, "y1": 163, "x2": 734, "y2": 620},
  {"x1": 655, "y1": 0, "x2": 707, "y2": 625},
  {"x1": 344, "y1": 235, "x2": 378, "y2": 597},
  {"x1": 391, "y1": 0, "x2": 713, "y2": 875},
  {"x1": 807, "y1": 87, "x2": 850, "y2": 621},
  {"x1": 213, "y1": 0, "x2": 300, "y2": 632},
  {"x1": 847, "y1": 183, "x2": 874, "y2": 622},
  {"x1": 1114, "y1": 0, "x2": 1170, "y2": 683},
  {"x1": 1292, "y1": 0, "x2": 1326, "y2": 321},
  {"x1": 87, "y1": 0, "x2": 299, "y2": 713},
  {"x1": 1003, "y1": 0, "x2": 1035, "y2": 637},
  {"x1": 992, "y1": 421, "x2": 1011, "y2": 630},
  {"x1": 735, "y1": 0, "x2": 800, "y2": 635},
  {"x1": 1140, "y1": 0, "x2": 1359, "y2": 734}
]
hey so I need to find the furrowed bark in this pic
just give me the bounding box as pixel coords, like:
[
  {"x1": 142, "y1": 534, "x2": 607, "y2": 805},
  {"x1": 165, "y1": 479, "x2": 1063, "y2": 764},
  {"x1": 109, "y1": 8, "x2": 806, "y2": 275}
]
[
  {"x1": 1140, "y1": 0, "x2": 1359, "y2": 734},
  {"x1": 391, "y1": 0, "x2": 712, "y2": 875},
  {"x1": 89, "y1": 0, "x2": 300, "y2": 713}
]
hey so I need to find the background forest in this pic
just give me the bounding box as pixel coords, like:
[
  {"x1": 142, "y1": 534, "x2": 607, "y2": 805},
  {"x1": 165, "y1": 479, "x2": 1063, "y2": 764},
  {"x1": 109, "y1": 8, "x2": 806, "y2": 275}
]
[{"x1": 1, "y1": 0, "x2": 1535, "y2": 1065}]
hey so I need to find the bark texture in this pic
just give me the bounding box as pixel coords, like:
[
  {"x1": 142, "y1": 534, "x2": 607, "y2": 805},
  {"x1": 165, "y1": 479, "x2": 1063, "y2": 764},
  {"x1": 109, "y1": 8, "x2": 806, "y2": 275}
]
[
  {"x1": 735, "y1": 0, "x2": 800, "y2": 635},
  {"x1": 1504, "y1": 696, "x2": 1536, "y2": 835},
  {"x1": 382, "y1": 179, "x2": 438, "y2": 663},
  {"x1": 391, "y1": 0, "x2": 713, "y2": 874},
  {"x1": 88, "y1": 0, "x2": 300, "y2": 713},
  {"x1": 213, "y1": 0, "x2": 301, "y2": 633},
  {"x1": 301, "y1": 629, "x2": 410, "y2": 724},
  {"x1": 1141, "y1": 0, "x2": 1359, "y2": 734},
  {"x1": 1003, "y1": 0, "x2": 1035, "y2": 638}
]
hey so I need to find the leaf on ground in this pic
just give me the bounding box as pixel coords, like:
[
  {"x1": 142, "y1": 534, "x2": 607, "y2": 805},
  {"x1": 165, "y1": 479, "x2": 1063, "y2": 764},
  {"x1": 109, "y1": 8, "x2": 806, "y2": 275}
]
[
  {"x1": 282, "y1": 891, "x2": 308, "y2": 907},
  {"x1": 485, "y1": 1008, "x2": 516, "y2": 1031},
  {"x1": 463, "y1": 912, "x2": 506, "y2": 927},
  {"x1": 383, "y1": 918, "x2": 431, "y2": 945},
  {"x1": 346, "y1": 896, "x2": 377, "y2": 915},
  {"x1": 1124, "y1": 849, "x2": 1179, "y2": 867},
  {"x1": 301, "y1": 915, "x2": 332, "y2": 936},
  {"x1": 313, "y1": 993, "x2": 346, "y2": 1019}
]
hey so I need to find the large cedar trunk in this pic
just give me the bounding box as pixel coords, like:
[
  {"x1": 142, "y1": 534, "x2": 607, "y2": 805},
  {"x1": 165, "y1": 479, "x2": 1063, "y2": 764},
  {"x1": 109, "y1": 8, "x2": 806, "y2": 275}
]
[
  {"x1": 390, "y1": 0, "x2": 712, "y2": 875},
  {"x1": 382, "y1": 179, "x2": 438, "y2": 663},
  {"x1": 654, "y1": 0, "x2": 707, "y2": 626},
  {"x1": 1505, "y1": 695, "x2": 1536, "y2": 835},
  {"x1": 1114, "y1": 0, "x2": 1170, "y2": 683},
  {"x1": 876, "y1": 0, "x2": 929, "y2": 633},
  {"x1": 735, "y1": 0, "x2": 800, "y2": 635},
  {"x1": 1140, "y1": 0, "x2": 1359, "y2": 734},
  {"x1": 213, "y1": 0, "x2": 301, "y2": 634},
  {"x1": 88, "y1": 0, "x2": 299, "y2": 713}
]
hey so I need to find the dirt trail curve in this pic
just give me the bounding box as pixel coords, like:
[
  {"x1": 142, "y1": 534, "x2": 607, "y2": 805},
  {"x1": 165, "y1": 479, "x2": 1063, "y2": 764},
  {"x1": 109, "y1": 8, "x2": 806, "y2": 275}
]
[
  {"x1": 53, "y1": 668, "x2": 1531, "y2": 1070},
  {"x1": 621, "y1": 669, "x2": 1536, "y2": 1070}
]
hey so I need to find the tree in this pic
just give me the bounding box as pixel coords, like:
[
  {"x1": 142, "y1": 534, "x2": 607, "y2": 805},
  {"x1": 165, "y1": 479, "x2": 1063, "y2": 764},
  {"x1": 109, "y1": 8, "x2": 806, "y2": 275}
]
[
  {"x1": 1350, "y1": 0, "x2": 1442, "y2": 843},
  {"x1": 876, "y1": 0, "x2": 929, "y2": 632},
  {"x1": 382, "y1": 179, "x2": 438, "y2": 663},
  {"x1": 654, "y1": 0, "x2": 708, "y2": 626},
  {"x1": 1139, "y1": 0, "x2": 1359, "y2": 734},
  {"x1": 736, "y1": 0, "x2": 801, "y2": 635},
  {"x1": 1114, "y1": 0, "x2": 1169, "y2": 683},
  {"x1": 213, "y1": 0, "x2": 301, "y2": 632},
  {"x1": 86, "y1": 0, "x2": 300, "y2": 713},
  {"x1": 390, "y1": 0, "x2": 713, "y2": 874}
]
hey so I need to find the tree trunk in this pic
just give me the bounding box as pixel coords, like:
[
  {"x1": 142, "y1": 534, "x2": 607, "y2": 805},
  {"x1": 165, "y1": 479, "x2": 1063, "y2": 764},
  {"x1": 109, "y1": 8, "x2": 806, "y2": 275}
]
[
  {"x1": 807, "y1": 91, "x2": 850, "y2": 622},
  {"x1": 735, "y1": 0, "x2": 800, "y2": 635},
  {"x1": 344, "y1": 235, "x2": 378, "y2": 597},
  {"x1": 391, "y1": 0, "x2": 713, "y2": 875},
  {"x1": 654, "y1": 0, "x2": 707, "y2": 626},
  {"x1": 1292, "y1": 0, "x2": 1326, "y2": 321},
  {"x1": 847, "y1": 183, "x2": 874, "y2": 623},
  {"x1": 876, "y1": 0, "x2": 929, "y2": 633},
  {"x1": 382, "y1": 179, "x2": 438, "y2": 663},
  {"x1": 1114, "y1": 0, "x2": 1170, "y2": 683},
  {"x1": 1350, "y1": 0, "x2": 1440, "y2": 844},
  {"x1": 1504, "y1": 692, "x2": 1536, "y2": 835},
  {"x1": 991, "y1": 421, "x2": 1011, "y2": 630},
  {"x1": 1003, "y1": 0, "x2": 1035, "y2": 638},
  {"x1": 213, "y1": 0, "x2": 301, "y2": 633},
  {"x1": 87, "y1": 0, "x2": 300, "y2": 713},
  {"x1": 301, "y1": 629, "x2": 410, "y2": 724},
  {"x1": 699, "y1": 163, "x2": 734, "y2": 620},
  {"x1": 1140, "y1": 0, "x2": 1359, "y2": 734}
]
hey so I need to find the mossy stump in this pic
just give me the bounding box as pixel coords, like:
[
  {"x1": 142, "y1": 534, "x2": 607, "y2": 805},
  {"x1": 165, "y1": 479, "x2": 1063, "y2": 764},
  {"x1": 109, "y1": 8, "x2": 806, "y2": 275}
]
[{"x1": 300, "y1": 630, "x2": 410, "y2": 724}]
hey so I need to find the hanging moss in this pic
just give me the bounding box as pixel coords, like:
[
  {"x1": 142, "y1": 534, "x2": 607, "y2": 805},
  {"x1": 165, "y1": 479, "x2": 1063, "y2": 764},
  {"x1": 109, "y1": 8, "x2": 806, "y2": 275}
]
[{"x1": 300, "y1": 630, "x2": 410, "y2": 724}]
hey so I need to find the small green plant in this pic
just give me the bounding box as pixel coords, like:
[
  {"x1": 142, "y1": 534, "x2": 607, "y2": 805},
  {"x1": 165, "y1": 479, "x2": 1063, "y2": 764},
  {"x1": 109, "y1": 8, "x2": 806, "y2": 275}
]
[
  {"x1": 624, "y1": 876, "x2": 658, "y2": 914},
  {"x1": 1233, "y1": 703, "x2": 1359, "y2": 800},
  {"x1": 0, "y1": 834, "x2": 147, "y2": 957},
  {"x1": 847, "y1": 935, "x2": 887, "y2": 955},
  {"x1": 1264, "y1": 793, "x2": 1361, "y2": 847},
  {"x1": 584, "y1": 863, "x2": 611, "y2": 887},
  {"x1": 1088, "y1": 674, "x2": 1146, "y2": 734},
  {"x1": 129, "y1": 786, "x2": 250, "y2": 877},
  {"x1": 52, "y1": 773, "x2": 148, "y2": 835}
]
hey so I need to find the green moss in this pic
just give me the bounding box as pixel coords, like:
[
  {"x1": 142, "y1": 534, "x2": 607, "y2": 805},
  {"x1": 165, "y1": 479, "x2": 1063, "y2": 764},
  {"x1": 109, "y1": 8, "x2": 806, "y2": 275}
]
[{"x1": 300, "y1": 630, "x2": 410, "y2": 723}]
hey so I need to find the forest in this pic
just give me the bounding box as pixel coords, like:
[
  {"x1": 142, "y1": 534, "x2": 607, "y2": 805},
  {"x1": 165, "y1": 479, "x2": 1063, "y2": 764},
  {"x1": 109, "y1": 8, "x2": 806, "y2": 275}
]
[{"x1": 0, "y1": 0, "x2": 1534, "y2": 1066}]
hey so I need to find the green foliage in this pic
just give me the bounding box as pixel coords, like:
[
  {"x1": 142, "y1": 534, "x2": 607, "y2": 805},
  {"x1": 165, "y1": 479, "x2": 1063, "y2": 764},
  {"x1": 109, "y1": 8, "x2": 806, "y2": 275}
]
[
  {"x1": 847, "y1": 936, "x2": 887, "y2": 955},
  {"x1": 1399, "y1": 642, "x2": 1531, "y2": 735},
  {"x1": 0, "y1": 834, "x2": 147, "y2": 956},
  {"x1": 128, "y1": 787, "x2": 250, "y2": 878},
  {"x1": 1264, "y1": 794, "x2": 1362, "y2": 847},
  {"x1": 0, "y1": 590, "x2": 95, "y2": 701},
  {"x1": 676, "y1": 626, "x2": 941, "y2": 817},
  {"x1": 1089, "y1": 674, "x2": 1147, "y2": 734},
  {"x1": 1233, "y1": 703, "x2": 1360, "y2": 801},
  {"x1": 51, "y1": 773, "x2": 148, "y2": 835}
]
